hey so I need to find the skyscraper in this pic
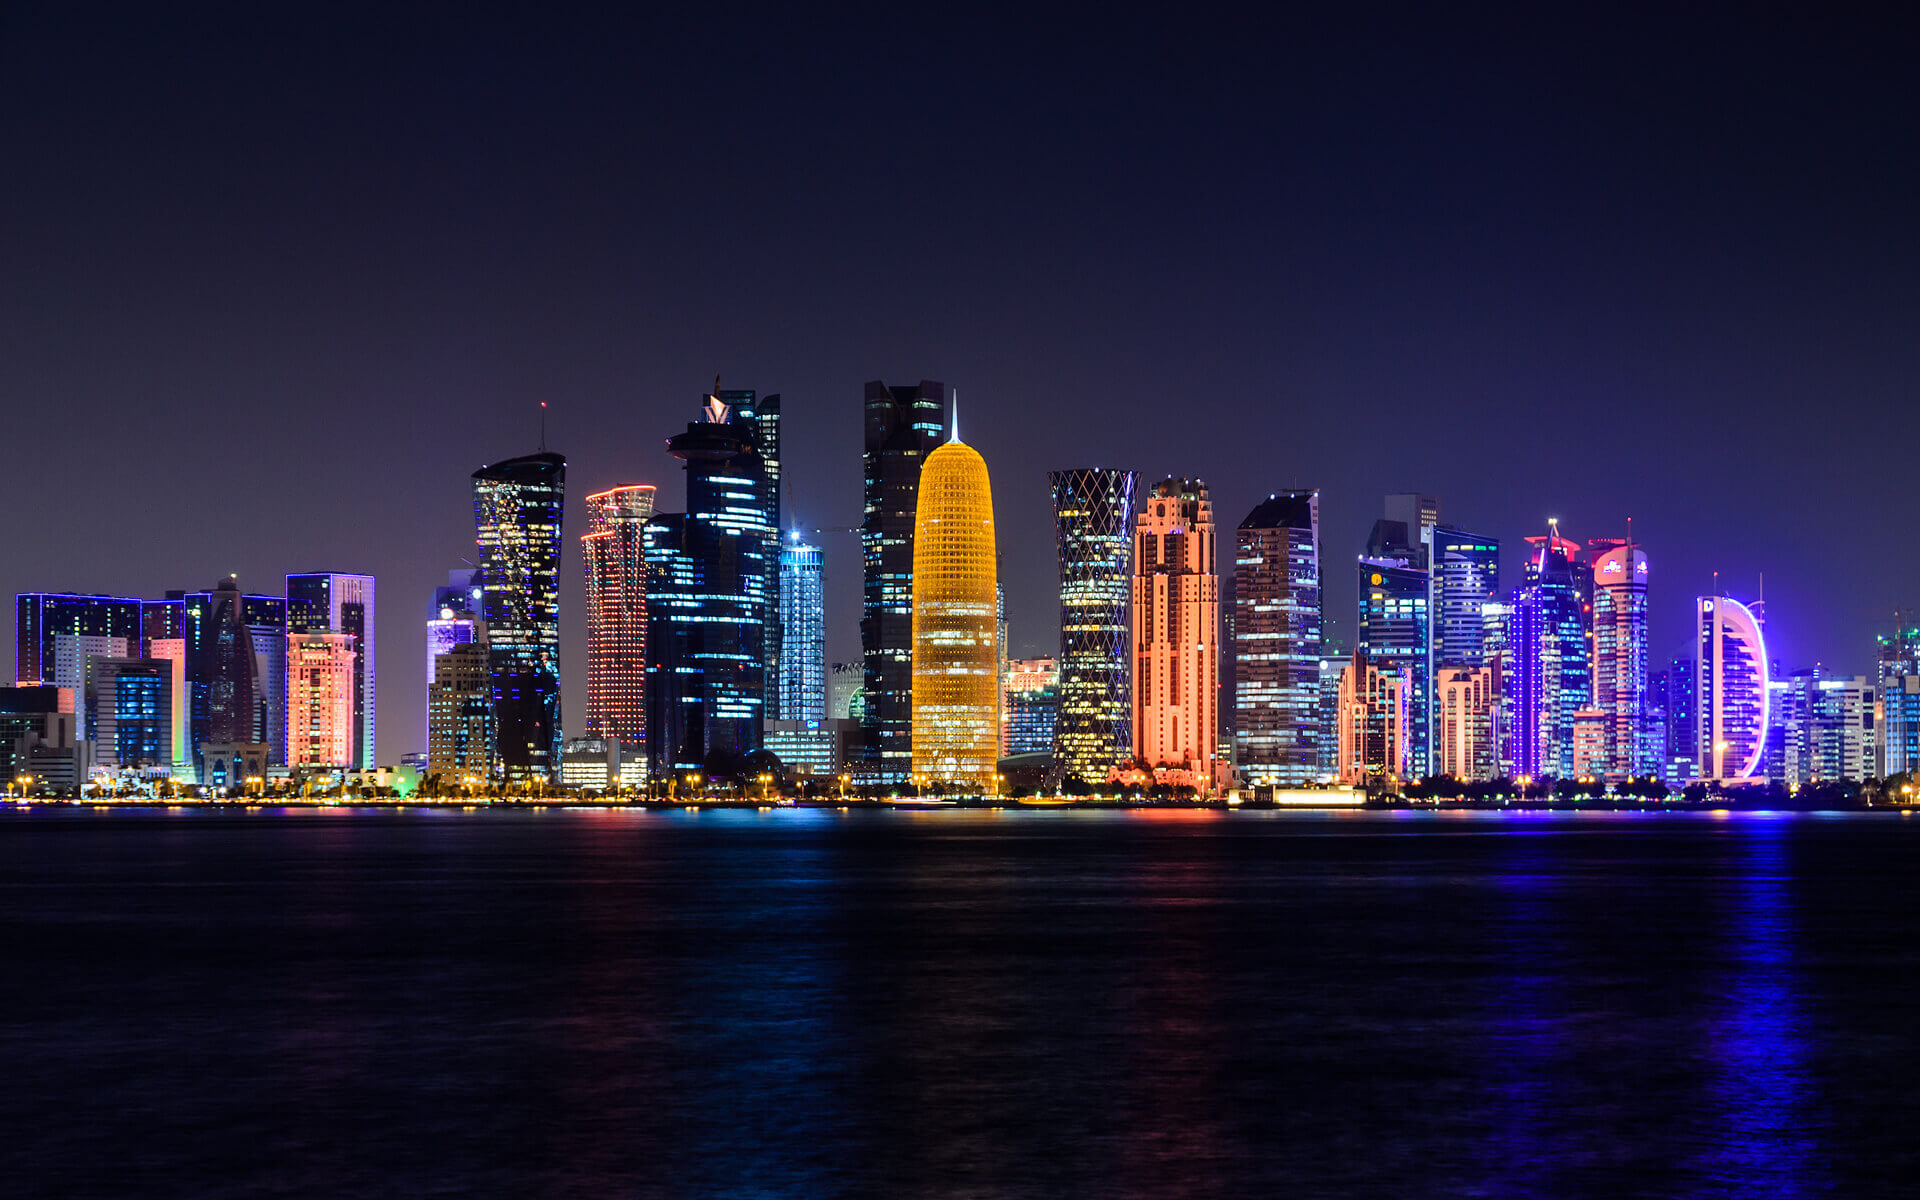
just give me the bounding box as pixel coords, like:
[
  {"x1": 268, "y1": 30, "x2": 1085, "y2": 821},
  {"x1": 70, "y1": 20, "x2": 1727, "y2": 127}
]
[
  {"x1": 89, "y1": 657, "x2": 175, "y2": 774},
  {"x1": 428, "y1": 637, "x2": 493, "y2": 778},
  {"x1": 286, "y1": 573, "x2": 376, "y2": 769},
  {"x1": 716, "y1": 389, "x2": 781, "y2": 716},
  {"x1": 427, "y1": 570, "x2": 483, "y2": 682},
  {"x1": 1698, "y1": 594, "x2": 1769, "y2": 782},
  {"x1": 910, "y1": 426, "x2": 999, "y2": 791},
  {"x1": 1509, "y1": 523, "x2": 1591, "y2": 778},
  {"x1": 1775, "y1": 669, "x2": 1876, "y2": 785},
  {"x1": 15, "y1": 593, "x2": 142, "y2": 691},
  {"x1": 1235, "y1": 491, "x2": 1323, "y2": 785},
  {"x1": 1588, "y1": 539, "x2": 1650, "y2": 782},
  {"x1": 581, "y1": 485, "x2": 656, "y2": 749},
  {"x1": 778, "y1": 535, "x2": 826, "y2": 724},
  {"x1": 1431, "y1": 528, "x2": 1500, "y2": 669},
  {"x1": 861, "y1": 380, "x2": 945, "y2": 782},
  {"x1": 1875, "y1": 624, "x2": 1920, "y2": 778},
  {"x1": 645, "y1": 392, "x2": 772, "y2": 776},
  {"x1": 1436, "y1": 665, "x2": 1498, "y2": 780},
  {"x1": 181, "y1": 579, "x2": 285, "y2": 775},
  {"x1": 1049, "y1": 467, "x2": 1138, "y2": 784},
  {"x1": 1005, "y1": 657, "x2": 1060, "y2": 755},
  {"x1": 286, "y1": 632, "x2": 356, "y2": 768},
  {"x1": 1357, "y1": 519, "x2": 1431, "y2": 778},
  {"x1": 1130, "y1": 477, "x2": 1219, "y2": 789},
  {"x1": 473, "y1": 451, "x2": 565, "y2": 783},
  {"x1": 1335, "y1": 649, "x2": 1409, "y2": 785}
]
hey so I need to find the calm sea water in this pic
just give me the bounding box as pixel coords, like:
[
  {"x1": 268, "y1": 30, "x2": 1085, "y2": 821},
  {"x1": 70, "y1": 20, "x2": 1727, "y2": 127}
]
[{"x1": 2, "y1": 806, "x2": 1916, "y2": 1198}]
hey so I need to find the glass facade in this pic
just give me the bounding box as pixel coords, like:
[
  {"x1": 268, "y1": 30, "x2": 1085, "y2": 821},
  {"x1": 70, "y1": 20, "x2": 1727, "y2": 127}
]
[
  {"x1": 1049, "y1": 467, "x2": 1138, "y2": 784},
  {"x1": 1588, "y1": 541, "x2": 1650, "y2": 781},
  {"x1": 1432, "y1": 528, "x2": 1499, "y2": 669},
  {"x1": 1005, "y1": 657, "x2": 1059, "y2": 756},
  {"x1": 473, "y1": 451, "x2": 565, "y2": 783},
  {"x1": 15, "y1": 593, "x2": 142, "y2": 688},
  {"x1": 861, "y1": 380, "x2": 946, "y2": 782},
  {"x1": 911, "y1": 439, "x2": 999, "y2": 790},
  {"x1": 1235, "y1": 492, "x2": 1323, "y2": 786},
  {"x1": 1509, "y1": 528, "x2": 1591, "y2": 778},
  {"x1": 1875, "y1": 626, "x2": 1920, "y2": 778},
  {"x1": 778, "y1": 537, "x2": 826, "y2": 724},
  {"x1": 1357, "y1": 519, "x2": 1431, "y2": 778}
]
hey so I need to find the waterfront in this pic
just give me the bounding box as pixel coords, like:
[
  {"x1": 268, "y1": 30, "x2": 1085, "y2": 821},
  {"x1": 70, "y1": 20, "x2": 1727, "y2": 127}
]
[{"x1": 3, "y1": 808, "x2": 1916, "y2": 1197}]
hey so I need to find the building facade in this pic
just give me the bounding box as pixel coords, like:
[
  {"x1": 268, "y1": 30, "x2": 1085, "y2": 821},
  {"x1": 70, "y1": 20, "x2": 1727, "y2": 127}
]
[
  {"x1": 911, "y1": 434, "x2": 999, "y2": 791},
  {"x1": 1005, "y1": 657, "x2": 1059, "y2": 756},
  {"x1": 1509, "y1": 525, "x2": 1591, "y2": 779},
  {"x1": 1335, "y1": 651, "x2": 1408, "y2": 785},
  {"x1": 778, "y1": 536, "x2": 826, "y2": 724},
  {"x1": 1697, "y1": 594, "x2": 1770, "y2": 782},
  {"x1": 1357, "y1": 519, "x2": 1431, "y2": 779},
  {"x1": 1049, "y1": 468, "x2": 1139, "y2": 785},
  {"x1": 1876, "y1": 625, "x2": 1920, "y2": 778},
  {"x1": 861, "y1": 380, "x2": 946, "y2": 782},
  {"x1": 427, "y1": 639, "x2": 493, "y2": 778},
  {"x1": 1130, "y1": 478, "x2": 1219, "y2": 789},
  {"x1": 1435, "y1": 665, "x2": 1497, "y2": 781},
  {"x1": 1588, "y1": 540, "x2": 1650, "y2": 782},
  {"x1": 1235, "y1": 492, "x2": 1323, "y2": 785},
  {"x1": 1432, "y1": 529, "x2": 1500, "y2": 670},
  {"x1": 473, "y1": 451, "x2": 566, "y2": 782},
  {"x1": 286, "y1": 632, "x2": 357, "y2": 768},
  {"x1": 581, "y1": 484, "x2": 656, "y2": 748},
  {"x1": 286, "y1": 573, "x2": 376, "y2": 769}
]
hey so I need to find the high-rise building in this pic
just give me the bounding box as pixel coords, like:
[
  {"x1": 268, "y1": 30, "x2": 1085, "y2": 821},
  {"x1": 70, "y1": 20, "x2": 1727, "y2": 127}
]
[
  {"x1": 51, "y1": 632, "x2": 131, "y2": 740},
  {"x1": 828, "y1": 662, "x2": 863, "y2": 721},
  {"x1": 286, "y1": 573, "x2": 376, "y2": 769},
  {"x1": 716, "y1": 389, "x2": 782, "y2": 717},
  {"x1": 1655, "y1": 653, "x2": 1698, "y2": 783},
  {"x1": 1876, "y1": 624, "x2": 1920, "y2": 778},
  {"x1": 1236, "y1": 491, "x2": 1323, "y2": 785},
  {"x1": 645, "y1": 392, "x2": 772, "y2": 776},
  {"x1": 1130, "y1": 477, "x2": 1219, "y2": 789},
  {"x1": 1435, "y1": 665, "x2": 1497, "y2": 781},
  {"x1": 180, "y1": 579, "x2": 285, "y2": 776},
  {"x1": 1775, "y1": 669, "x2": 1876, "y2": 785},
  {"x1": 861, "y1": 380, "x2": 946, "y2": 782},
  {"x1": 581, "y1": 485, "x2": 657, "y2": 749},
  {"x1": 427, "y1": 570, "x2": 483, "y2": 681},
  {"x1": 15, "y1": 594, "x2": 143, "y2": 693},
  {"x1": 428, "y1": 638, "x2": 493, "y2": 777},
  {"x1": 1698, "y1": 594, "x2": 1770, "y2": 783},
  {"x1": 1509, "y1": 523, "x2": 1591, "y2": 778},
  {"x1": 1357, "y1": 519, "x2": 1432, "y2": 778},
  {"x1": 1588, "y1": 540, "x2": 1651, "y2": 782},
  {"x1": 1479, "y1": 601, "x2": 1515, "y2": 778},
  {"x1": 778, "y1": 535, "x2": 826, "y2": 724},
  {"x1": 910, "y1": 426, "x2": 999, "y2": 792},
  {"x1": 1432, "y1": 529, "x2": 1500, "y2": 669},
  {"x1": 1335, "y1": 650, "x2": 1408, "y2": 785},
  {"x1": 1005, "y1": 657, "x2": 1060, "y2": 756},
  {"x1": 473, "y1": 451, "x2": 566, "y2": 782},
  {"x1": 286, "y1": 632, "x2": 356, "y2": 768},
  {"x1": 89, "y1": 657, "x2": 175, "y2": 774},
  {"x1": 1049, "y1": 468, "x2": 1138, "y2": 785}
]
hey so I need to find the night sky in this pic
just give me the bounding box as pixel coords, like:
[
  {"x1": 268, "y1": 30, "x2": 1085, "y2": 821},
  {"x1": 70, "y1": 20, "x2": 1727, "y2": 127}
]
[{"x1": 4, "y1": 7, "x2": 1915, "y2": 758}]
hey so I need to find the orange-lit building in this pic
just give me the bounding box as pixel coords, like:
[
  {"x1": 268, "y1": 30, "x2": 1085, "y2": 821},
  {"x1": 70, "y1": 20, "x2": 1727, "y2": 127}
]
[
  {"x1": 581, "y1": 485, "x2": 657, "y2": 749},
  {"x1": 1130, "y1": 478, "x2": 1219, "y2": 790},
  {"x1": 910, "y1": 423, "x2": 999, "y2": 792},
  {"x1": 1336, "y1": 650, "x2": 1408, "y2": 785},
  {"x1": 287, "y1": 632, "x2": 356, "y2": 768}
]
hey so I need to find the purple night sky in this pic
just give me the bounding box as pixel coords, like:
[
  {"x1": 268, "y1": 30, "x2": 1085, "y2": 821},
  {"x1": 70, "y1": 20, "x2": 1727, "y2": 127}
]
[{"x1": 3, "y1": 7, "x2": 1914, "y2": 757}]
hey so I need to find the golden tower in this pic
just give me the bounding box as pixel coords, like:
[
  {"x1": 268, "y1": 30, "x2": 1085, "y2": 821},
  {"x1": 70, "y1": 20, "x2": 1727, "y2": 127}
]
[{"x1": 911, "y1": 413, "x2": 999, "y2": 793}]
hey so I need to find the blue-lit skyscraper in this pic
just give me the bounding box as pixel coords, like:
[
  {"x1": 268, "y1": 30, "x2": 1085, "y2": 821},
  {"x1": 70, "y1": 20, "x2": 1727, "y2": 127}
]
[
  {"x1": 645, "y1": 391, "x2": 773, "y2": 776},
  {"x1": 1432, "y1": 528, "x2": 1500, "y2": 669},
  {"x1": 1357, "y1": 520, "x2": 1431, "y2": 778},
  {"x1": 14, "y1": 593, "x2": 143, "y2": 690},
  {"x1": 1236, "y1": 491, "x2": 1323, "y2": 785},
  {"x1": 1509, "y1": 523, "x2": 1591, "y2": 778},
  {"x1": 778, "y1": 535, "x2": 826, "y2": 724},
  {"x1": 1876, "y1": 624, "x2": 1920, "y2": 779},
  {"x1": 473, "y1": 451, "x2": 565, "y2": 783}
]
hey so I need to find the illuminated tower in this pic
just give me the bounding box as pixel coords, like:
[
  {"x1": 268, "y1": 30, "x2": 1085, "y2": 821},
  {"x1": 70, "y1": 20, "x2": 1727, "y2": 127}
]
[
  {"x1": 861, "y1": 379, "x2": 946, "y2": 781},
  {"x1": 1049, "y1": 467, "x2": 1138, "y2": 784},
  {"x1": 1432, "y1": 528, "x2": 1500, "y2": 668},
  {"x1": 473, "y1": 451, "x2": 566, "y2": 783},
  {"x1": 1876, "y1": 623, "x2": 1920, "y2": 778},
  {"x1": 1357, "y1": 519, "x2": 1431, "y2": 777},
  {"x1": 1234, "y1": 491, "x2": 1323, "y2": 785},
  {"x1": 1589, "y1": 539, "x2": 1650, "y2": 782},
  {"x1": 286, "y1": 573, "x2": 376, "y2": 769},
  {"x1": 778, "y1": 535, "x2": 826, "y2": 723},
  {"x1": 1131, "y1": 477, "x2": 1219, "y2": 789},
  {"x1": 1698, "y1": 595, "x2": 1769, "y2": 782},
  {"x1": 581, "y1": 485, "x2": 657, "y2": 749},
  {"x1": 286, "y1": 632, "x2": 356, "y2": 768},
  {"x1": 1509, "y1": 522, "x2": 1591, "y2": 778},
  {"x1": 716, "y1": 390, "x2": 782, "y2": 715},
  {"x1": 911, "y1": 418, "x2": 999, "y2": 791}
]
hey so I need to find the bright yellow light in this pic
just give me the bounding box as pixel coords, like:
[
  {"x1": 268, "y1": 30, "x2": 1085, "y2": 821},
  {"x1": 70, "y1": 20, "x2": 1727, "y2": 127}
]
[{"x1": 911, "y1": 438, "x2": 998, "y2": 790}]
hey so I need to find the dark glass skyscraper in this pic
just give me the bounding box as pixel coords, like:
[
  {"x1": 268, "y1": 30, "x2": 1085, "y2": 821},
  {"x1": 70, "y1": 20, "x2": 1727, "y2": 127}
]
[
  {"x1": 861, "y1": 379, "x2": 945, "y2": 782},
  {"x1": 181, "y1": 577, "x2": 285, "y2": 775},
  {"x1": 717, "y1": 389, "x2": 781, "y2": 716},
  {"x1": 473, "y1": 451, "x2": 565, "y2": 783},
  {"x1": 1431, "y1": 528, "x2": 1500, "y2": 668},
  {"x1": 1235, "y1": 492, "x2": 1323, "y2": 785},
  {"x1": 1050, "y1": 468, "x2": 1138, "y2": 785},
  {"x1": 286, "y1": 572, "x2": 376, "y2": 769},
  {"x1": 1357, "y1": 519, "x2": 1432, "y2": 778},
  {"x1": 645, "y1": 393, "x2": 773, "y2": 776},
  {"x1": 14, "y1": 593, "x2": 143, "y2": 688}
]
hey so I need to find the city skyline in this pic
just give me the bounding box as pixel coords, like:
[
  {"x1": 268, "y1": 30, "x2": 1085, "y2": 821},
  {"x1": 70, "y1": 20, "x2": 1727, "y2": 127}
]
[{"x1": 3, "y1": 9, "x2": 1914, "y2": 760}]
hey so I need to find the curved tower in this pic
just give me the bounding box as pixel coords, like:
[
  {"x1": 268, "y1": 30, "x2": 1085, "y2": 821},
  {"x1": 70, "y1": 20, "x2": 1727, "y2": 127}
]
[
  {"x1": 911, "y1": 435, "x2": 998, "y2": 791},
  {"x1": 1698, "y1": 595, "x2": 1769, "y2": 782},
  {"x1": 1049, "y1": 468, "x2": 1138, "y2": 784},
  {"x1": 473, "y1": 451, "x2": 566, "y2": 783}
]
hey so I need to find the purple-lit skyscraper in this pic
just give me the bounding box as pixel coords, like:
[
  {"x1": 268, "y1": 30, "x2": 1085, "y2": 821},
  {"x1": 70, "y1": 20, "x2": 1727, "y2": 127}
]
[
  {"x1": 1698, "y1": 594, "x2": 1769, "y2": 782},
  {"x1": 1589, "y1": 539, "x2": 1650, "y2": 783}
]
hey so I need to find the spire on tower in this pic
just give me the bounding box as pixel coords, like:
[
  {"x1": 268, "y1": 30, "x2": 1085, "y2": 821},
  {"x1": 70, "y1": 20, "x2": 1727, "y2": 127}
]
[{"x1": 950, "y1": 388, "x2": 959, "y2": 443}]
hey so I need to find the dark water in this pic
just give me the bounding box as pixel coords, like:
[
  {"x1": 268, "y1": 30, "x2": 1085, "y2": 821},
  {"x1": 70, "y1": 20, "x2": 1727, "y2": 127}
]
[{"x1": 3, "y1": 807, "x2": 1917, "y2": 1198}]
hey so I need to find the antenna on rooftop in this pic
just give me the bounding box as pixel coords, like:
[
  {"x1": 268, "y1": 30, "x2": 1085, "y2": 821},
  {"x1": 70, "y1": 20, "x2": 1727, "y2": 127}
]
[{"x1": 539, "y1": 401, "x2": 547, "y2": 452}]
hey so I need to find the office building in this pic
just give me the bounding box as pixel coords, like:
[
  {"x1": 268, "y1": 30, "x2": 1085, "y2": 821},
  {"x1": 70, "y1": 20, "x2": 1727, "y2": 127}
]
[
  {"x1": 0, "y1": 686, "x2": 87, "y2": 791},
  {"x1": 473, "y1": 451, "x2": 566, "y2": 782},
  {"x1": 778, "y1": 535, "x2": 826, "y2": 723},
  {"x1": 1698, "y1": 594, "x2": 1770, "y2": 782},
  {"x1": 718, "y1": 389, "x2": 782, "y2": 717},
  {"x1": 1588, "y1": 539, "x2": 1651, "y2": 782},
  {"x1": 1049, "y1": 467, "x2": 1138, "y2": 785},
  {"x1": 861, "y1": 380, "x2": 946, "y2": 781},
  {"x1": 1358, "y1": 519, "x2": 1432, "y2": 778},
  {"x1": 14, "y1": 593, "x2": 142, "y2": 692},
  {"x1": 1509, "y1": 523, "x2": 1591, "y2": 778},
  {"x1": 1435, "y1": 665, "x2": 1497, "y2": 781},
  {"x1": 89, "y1": 658, "x2": 176, "y2": 774},
  {"x1": 911, "y1": 424, "x2": 999, "y2": 791},
  {"x1": 1236, "y1": 491, "x2": 1323, "y2": 785},
  {"x1": 1432, "y1": 529, "x2": 1500, "y2": 669},
  {"x1": 1775, "y1": 670, "x2": 1876, "y2": 785},
  {"x1": 1335, "y1": 650, "x2": 1408, "y2": 785},
  {"x1": 581, "y1": 485, "x2": 657, "y2": 747},
  {"x1": 1876, "y1": 625, "x2": 1920, "y2": 778},
  {"x1": 428, "y1": 639, "x2": 493, "y2": 777},
  {"x1": 427, "y1": 569, "x2": 483, "y2": 679},
  {"x1": 1131, "y1": 477, "x2": 1219, "y2": 789},
  {"x1": 287, "y1": 573, "x2": 376, "y2": 769},
  {"x1": 1005, "y1": 657, "x2": 1060, "y2": 756},
  {"x1": 645, "y1": 392, "x2": 773, "y2": 776},
  {"x1": 181, "y1": 578, "x2": 286, "y2": 777},
  {"x1": 287, "y1": 632, "x2": 357, "y2": 768}
]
